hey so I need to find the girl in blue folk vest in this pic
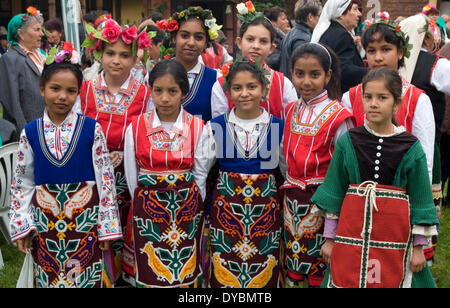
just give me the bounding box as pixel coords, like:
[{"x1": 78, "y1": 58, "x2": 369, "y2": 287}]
[
  {"x1": 156, "y1": 7, "x2": 220, "y2": 122},
  {"x1": 199, "y1": 56, "x2": 285, "y2": 287},
  {"x1": 9, "y1": 46, "x2": 122, "y2": 288}
]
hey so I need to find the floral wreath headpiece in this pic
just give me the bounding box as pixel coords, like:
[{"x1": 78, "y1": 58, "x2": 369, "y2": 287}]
[
  {"x1": 221, "y1": 54, "x2": 272, "y2": 101},
  {"x1": 157, "y1": 7, "x2": 223, "y2": 42},
  {"x1": 368, "y1": 11, "x2": 413, "y2": 59},
  {"x1": 45, "y1": 42, "x2": 80, "y2": 66},
  {"x1": 236, "y1": 1, "x2": 265, "y2": 25},
  {"x1": 81, "y1": 19, "x2": 156, "y2": 63}
]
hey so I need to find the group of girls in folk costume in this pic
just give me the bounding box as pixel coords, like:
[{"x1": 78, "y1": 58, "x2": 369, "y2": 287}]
[
  {"x1": 9, "y1": 46, "x2": 122, "y2": 288},
  {"x1": 8, "y1": 1, "x2": 441, "y2": 289},
  {"x1": 312, "y1": 67, "x2": 439, "y2": 288},
  {"x1": 211, "y1": 5, "x2": 298, "y2": 120}
]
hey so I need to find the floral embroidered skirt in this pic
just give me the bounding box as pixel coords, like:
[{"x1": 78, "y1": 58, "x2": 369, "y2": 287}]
[
  {"x1": 131, "y1": 172, "x2": 205, "y2": 288},
  {"x1": 209, "y1": 171, "x2": 282, "y2": 288},
  {"x1": 31, "y1": 181, "x2": 104, "y2": 288},
  {"x1": 283, "y1": 185, "x2": 327, "y2": 284}
]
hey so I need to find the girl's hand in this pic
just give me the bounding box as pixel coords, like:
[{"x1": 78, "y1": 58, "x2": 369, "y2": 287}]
[
  {"x1": 99, "y1": 240, "x2": 112, "y2": 251},
  {"x1": 320, "y1": 238, "x2": 334, "y2": 264},
  {"x1": 410, "y1": 246, "x2": 426, "y2": 273},
  {"x1": 16, "y1": 235, "x2": 33, "y2": 254}
]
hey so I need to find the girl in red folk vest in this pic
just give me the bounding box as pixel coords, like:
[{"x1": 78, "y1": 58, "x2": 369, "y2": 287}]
[
  {"x1": 281, "y1": 43, "x2": 353, "y2": 287},
  {"x1": 123, "y1": 59, "x2": 207, "y2": 288},
  {"x1": 341, "y1": 19, "x2": 436, "y2": 189},
  {"x1": 76, "y1": 19, "x2": 152, "y2": 285},
  {"x1": 312, "y1": 67, "x2": 439, "y2": 288},
  {"x1": 211, "y1": 1, "x2": 297, "y2": 120}
]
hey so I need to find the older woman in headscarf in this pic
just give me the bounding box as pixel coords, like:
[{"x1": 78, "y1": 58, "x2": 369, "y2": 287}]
[
  {"x1": 0, "y1": 7, "x2": 46, "y2": 140},
  {"x1": 311, "y1": 0, "x2": 367, "y2": 94}
]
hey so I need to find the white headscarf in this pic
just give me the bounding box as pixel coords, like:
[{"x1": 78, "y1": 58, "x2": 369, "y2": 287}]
[
  {"x1": 311, "y1": 0, "x2": 351, "y2": 43},
  {"x1": 398, "y1": 14, "x2": 428, "y2": 82}
]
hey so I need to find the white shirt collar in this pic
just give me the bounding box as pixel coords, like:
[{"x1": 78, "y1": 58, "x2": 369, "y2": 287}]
[
  {"x1": 99, "y1": 71, "x2": 134, "y2": 93},
  {"x1": 150, "y1": 106, "x2": 189, "y2": 136},
  {"x1": 228, "y1": 107, "x2": 270, "y2": 129},
  {"x1": 43, "y1": 108, "x2": 78, "y2": 127},
  {"x1": 188, "y1": 61, "x2": 204, "y2": 75}
]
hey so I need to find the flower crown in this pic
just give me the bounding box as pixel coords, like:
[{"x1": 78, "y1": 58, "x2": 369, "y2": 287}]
[
  {"x1": 221, "y1": 54, "x2": 271, "y2": 101},
  {"x1": 236, "y1": 1, "x2": 265, "y2": 25},
  {"x1": 157, "y1": 7, "x2": 222, "y2": 41},
  {"x1": 369, "y1": 11, "x2": 413, "y2": 59},
  {"x1": 81, "y1": 19, "x2": 156, "y2": 63},
  {"x1": 45, "y1": 42, "x2": 80, "y2": 66}
]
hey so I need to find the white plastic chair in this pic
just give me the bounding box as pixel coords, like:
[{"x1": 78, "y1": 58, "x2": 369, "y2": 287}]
[{"x1": 0, "y1": 142, "x2": 19, "y2": 244}]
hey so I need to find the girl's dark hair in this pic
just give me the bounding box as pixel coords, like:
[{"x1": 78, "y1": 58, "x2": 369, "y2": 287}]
[
  {"x1": 239, "y1": 17, "x2": 277, "y2": 44},
  {"x1": 226, "y1": 61, "x2": 269, "y2": 92},
  {"x1": 362, "y1": 22, "x2": 406, "y2": 68},
  {"x1": 361, "y1": 67, "x2": 403, "y2": 124},
  {"x1": 138, "y1": 25, "x2": 165, "y2": 45},
  {"x1": 148, "y1": 59, "x2": 190, "y2": 95},
  {"x1": 40, "y1": 62, "x2": 83, "y2": 90},
  {"x1": 290, "y1": 43, "x2": 342, "y2": 100}
]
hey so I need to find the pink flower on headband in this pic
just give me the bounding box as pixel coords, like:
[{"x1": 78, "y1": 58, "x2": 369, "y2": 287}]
[
  {"x1": 102, "y1": 20, "x2": 122, "y2": 43},
  {"x1": 121, "y1": 25, "x2": 138, "y2": 45},
  {"x1": 137, "y1": 30, "x2": 151, "y2": 49},
  {"x1": 378, "y1": 11, "x2": 390, "y2": 22}
]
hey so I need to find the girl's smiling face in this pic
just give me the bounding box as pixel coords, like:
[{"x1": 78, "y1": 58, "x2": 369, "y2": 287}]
[
  {"x1": 174, "y1": 19, "x2": 207, "y2": 68},
  {"x1": 366, "y1": 34, "x2": 404, "y2": 70},
  {"x1": 292, "y1": 54, "x2": 331, "y2": 102},
  {"x1": 236, "y1": 24, "x2": 275, "y2": 64},
  {"x1": 40, "y1": 69, "x2": 80, "y2": 125},
  {"x1": 229, "y1": 70, "x2": 265, "y2": 119}
]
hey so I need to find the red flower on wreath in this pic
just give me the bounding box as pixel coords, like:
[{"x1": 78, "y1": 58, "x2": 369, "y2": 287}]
[
  {"x1": 121, "y1": 25, "x2": 138, "y2": 44},
  {"x1": 167, "y1": 20, "x2": 179, "y2": 32},
  {"x1": 396, "y1": 25, "x2": 402, "y2": 32},
  {"x1": 221, "y1": 63, "x2": 231, "y2": 77},
  {"x1": 157, "y1": 20, "x2": 168, "y2": 31},
  {"x1": 102, "y1": 19, "x2": 122, "y2": 43}
]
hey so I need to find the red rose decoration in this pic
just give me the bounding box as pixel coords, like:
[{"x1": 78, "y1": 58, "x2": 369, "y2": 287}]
[
  {"x1": 167, "y1": 20, "x2": 179, "y2": 33},
  {"x1": 137, "y1": 30, "x2": 152, "y2": 49},
  {"x1": 245, "y1": 1, "x2": 256, "y2": 13},
  {"x1": 396, "y1": 25, "x2": 402, "y2": 32},
  {"x1": 121, "y1": 25, "x2": 138, "y2": 45},
  {"x1": 157, "y1": 20, "x2": 168, "y2": 31},
  {"x1": 93, "y1": 39, "x2": 103, "y2": 51},
  {"x1": 102, "y1": 20, "x2": 122, "y2": 43}
]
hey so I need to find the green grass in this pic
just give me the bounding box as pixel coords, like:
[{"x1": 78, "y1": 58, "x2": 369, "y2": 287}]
[{"x1": 1, "y1": 208, "x2": 449, "y2": 288}]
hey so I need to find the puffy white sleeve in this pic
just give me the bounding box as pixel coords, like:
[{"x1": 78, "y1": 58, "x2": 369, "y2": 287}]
[
  {"x1": 340, "y1": 91, "x2": 353, "y2": 113},
  {"x1": 211, "y1": 80, "x2": 230, "y2": 119},
  {"x1": 124, "y1": 124, "x2": 139, "y2": 200},
  {"x1": 9, "y1": 129, "x2": 37, "y2": 242},
  {"x1": 92, "y1": 123, "x2": 122, "y2": 241},
  {"x1": 282, "y1": 77, "x2": 299, "y2": 114},
  {"x1": 412, "y1": 93, "x2": 436, "y2": 183},
  {"x1": 192, "y1": 122, "x2": 217, "y2": 201},
  {"x1": 430, "y1": 57, "x2": 450, "y2": 95}
]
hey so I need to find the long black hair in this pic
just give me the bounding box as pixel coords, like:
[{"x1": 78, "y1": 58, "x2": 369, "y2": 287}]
[{"x1": 290, "y1": 42, "x2": 342, "y2": 100}]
